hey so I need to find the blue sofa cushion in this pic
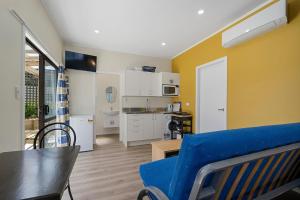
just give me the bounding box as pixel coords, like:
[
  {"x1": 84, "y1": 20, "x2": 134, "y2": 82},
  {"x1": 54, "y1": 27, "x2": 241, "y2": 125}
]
[
  {"x1": 140, "y1": 156, "x2": 178, "y2": 197},
  {"x1": 167, "y1": 123, "x2": 300, "y2": 200}
]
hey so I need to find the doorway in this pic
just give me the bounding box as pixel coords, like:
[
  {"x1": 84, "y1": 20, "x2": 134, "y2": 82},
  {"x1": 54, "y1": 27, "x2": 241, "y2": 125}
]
[
  {"x1": 196, "y1": 57, "x2": 227, "y2": 133},
  {"x1": 24, "y1": 38, "x2": 58, "y2": 149},
  {"x1": 95, "y1": 73, "x2": 120, "y2": 147}
]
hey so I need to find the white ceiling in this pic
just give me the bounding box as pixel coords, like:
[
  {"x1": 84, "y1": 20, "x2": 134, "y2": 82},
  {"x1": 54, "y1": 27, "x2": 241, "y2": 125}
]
[{"x1": 41, "y1": 0, "x2": 269, "y2": 58}]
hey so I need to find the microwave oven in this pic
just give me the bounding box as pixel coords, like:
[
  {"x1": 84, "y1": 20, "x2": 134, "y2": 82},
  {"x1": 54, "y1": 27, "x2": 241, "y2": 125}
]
[{"x1": 162, "y1": 84, "x2": 179, "y2": 96}]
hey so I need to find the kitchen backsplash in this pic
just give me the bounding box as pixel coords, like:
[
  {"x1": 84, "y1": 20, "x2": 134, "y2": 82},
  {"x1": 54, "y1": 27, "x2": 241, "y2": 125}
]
[{"x1": 122, "y1": 96, "x2": 171, "y2": 108}]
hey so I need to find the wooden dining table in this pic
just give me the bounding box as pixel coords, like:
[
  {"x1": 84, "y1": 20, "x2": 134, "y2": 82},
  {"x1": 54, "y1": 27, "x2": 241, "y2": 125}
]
[{"x1": 0, "y1": 146, "x2": 80, "y2": 200}]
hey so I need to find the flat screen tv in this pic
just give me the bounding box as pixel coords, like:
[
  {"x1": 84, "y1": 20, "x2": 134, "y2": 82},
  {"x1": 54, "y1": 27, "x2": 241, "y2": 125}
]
[{"x1": 65, "y1": 51, "x2": 97, "y2": 72}]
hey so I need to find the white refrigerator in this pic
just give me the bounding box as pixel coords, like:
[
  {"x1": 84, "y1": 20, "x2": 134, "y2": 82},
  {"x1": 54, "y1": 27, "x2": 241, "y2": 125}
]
[{"x1": 70, "y1": 115, "x2": 94, "y2": 152}]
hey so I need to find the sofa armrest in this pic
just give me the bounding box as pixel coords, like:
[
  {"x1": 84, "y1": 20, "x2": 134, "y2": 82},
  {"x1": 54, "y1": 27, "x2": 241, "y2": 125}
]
[{"x1": 137, "y1": 186, "x2": 169, "y2": 200}]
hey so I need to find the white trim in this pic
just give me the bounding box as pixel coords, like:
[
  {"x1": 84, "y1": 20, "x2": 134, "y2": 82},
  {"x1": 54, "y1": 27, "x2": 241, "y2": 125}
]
[
  {"x1": 195, "y1": 56, "x2": 227, "y2": 133},
  {"x1": 172, "y1": 0, "x2": 274, "y2": 59},
  {"x1": 9, "y1": 9, "x2": 60, "y2": 150},
  {"x1": 20, "y1": 25, "x2": 26, "y2": 150},
  {"x1": 9, "y1": 9, "x2": 60, "y2": 67}
]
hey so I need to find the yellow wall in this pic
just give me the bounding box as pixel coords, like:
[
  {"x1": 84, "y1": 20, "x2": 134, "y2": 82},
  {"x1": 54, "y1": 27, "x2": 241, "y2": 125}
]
[{"x1": 172, "y1": 0, "x2": 300, "y2": 132}]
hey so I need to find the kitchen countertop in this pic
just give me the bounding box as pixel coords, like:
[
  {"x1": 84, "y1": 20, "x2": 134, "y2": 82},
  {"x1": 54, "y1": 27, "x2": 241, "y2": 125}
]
[
  {"x1": 124, "y1": 111, "x2": 166, "y2": 114},
  {"x1": 122, "y1": 108, "x2": 192, "y2": 116},
  {"x1": 122, "y1": 108, "x2": 167, "y2": 114},
  {"x1": 123, "y1": 111, "x2": 192, "y2": 117}
]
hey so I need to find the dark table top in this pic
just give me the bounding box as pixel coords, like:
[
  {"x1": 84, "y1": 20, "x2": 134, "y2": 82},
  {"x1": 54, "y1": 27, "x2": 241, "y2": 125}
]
[{"x1": 0, "y1": 146, "x2": 80, "y2": 200}]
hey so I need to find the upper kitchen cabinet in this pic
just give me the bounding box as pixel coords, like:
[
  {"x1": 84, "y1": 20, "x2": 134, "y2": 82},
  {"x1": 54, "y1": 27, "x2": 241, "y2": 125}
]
[
  {"x1": 123, "y1": 70, "x2": 180, "y2": 97},
  {"x1": 159, "y1": 72, "x2": 180, "y2": 85},
  {"x1": 158, "y1": 72, "x2": 180, "y2": 97},
  {"x1": 141, "y1": 72, "x2": 160, "y2": 96},
  {"x1": 124, "y1": 70, "x2": 160, "y2": 96},
  {"x1": 124, "y1": 70, "x2": 143, "y2": 96}
]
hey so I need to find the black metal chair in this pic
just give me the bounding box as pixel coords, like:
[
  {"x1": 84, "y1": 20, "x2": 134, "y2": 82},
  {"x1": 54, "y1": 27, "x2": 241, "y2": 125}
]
[{"x1": 33, "y1": 122, "x2": 77, "y2": 200}]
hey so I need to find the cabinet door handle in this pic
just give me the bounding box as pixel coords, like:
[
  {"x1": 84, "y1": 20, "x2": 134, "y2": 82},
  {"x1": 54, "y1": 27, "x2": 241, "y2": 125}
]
[{"x1": 218, "y1": 108, "x2": 225, "y2": 111}]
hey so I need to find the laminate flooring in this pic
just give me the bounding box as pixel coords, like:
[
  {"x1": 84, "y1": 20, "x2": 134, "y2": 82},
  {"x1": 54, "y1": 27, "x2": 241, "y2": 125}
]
[{"x1": 62, "y1": 136, "x2": 151, "y2": 200}]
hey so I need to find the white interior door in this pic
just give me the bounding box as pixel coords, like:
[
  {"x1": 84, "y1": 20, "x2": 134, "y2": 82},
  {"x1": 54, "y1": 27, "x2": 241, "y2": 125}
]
[{"x1": 196, "y1": 57, "x2": 227, "y2": 133}]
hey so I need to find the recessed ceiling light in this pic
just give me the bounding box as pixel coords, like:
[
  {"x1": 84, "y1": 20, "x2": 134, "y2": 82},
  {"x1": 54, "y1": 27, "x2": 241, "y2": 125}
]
[
  {"x1": 161, "y1": 42, "x2": 166, "y2": 46},
  {"x1": 197, "y1": 9, "x2": 204, "y2": 15},
  {"x1": 94, "y1": 30, "x2": 100, "y2": 34},
  {"x1": 245, "y1": 29, "x2": 250, "y2": 33}
]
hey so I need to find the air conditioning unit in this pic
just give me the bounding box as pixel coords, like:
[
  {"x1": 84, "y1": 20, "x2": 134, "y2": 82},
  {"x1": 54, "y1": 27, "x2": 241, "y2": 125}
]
[{"x1": 222, "y1": 0, "x2": 287, "y2": 48}]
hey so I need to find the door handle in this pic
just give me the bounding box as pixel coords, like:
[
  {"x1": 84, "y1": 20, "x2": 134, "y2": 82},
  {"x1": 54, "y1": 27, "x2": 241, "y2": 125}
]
[
  {"x1": 44, "y1": 105, "x2": 49, "y2": 115},
  {"x1": 218, "y1": 108, "x2": 225, "y2": 111}
]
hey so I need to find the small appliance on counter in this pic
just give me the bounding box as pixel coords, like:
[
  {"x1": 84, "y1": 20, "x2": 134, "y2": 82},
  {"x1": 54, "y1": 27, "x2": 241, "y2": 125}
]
[
  {"x1": 167, "y1": 104, "x2": 173, "y2": 112},
  {"x1": 172, "y1": 102, "x2": 181, "y2": 112},
  {"x1": 166, "y1": 102, "x2": 182, "y2": 113}
]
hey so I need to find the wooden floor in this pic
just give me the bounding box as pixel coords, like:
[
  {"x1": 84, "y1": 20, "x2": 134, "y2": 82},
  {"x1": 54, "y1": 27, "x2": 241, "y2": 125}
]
[{"x1": 63, "y1": 136, "x2": 151, "y2": 200}]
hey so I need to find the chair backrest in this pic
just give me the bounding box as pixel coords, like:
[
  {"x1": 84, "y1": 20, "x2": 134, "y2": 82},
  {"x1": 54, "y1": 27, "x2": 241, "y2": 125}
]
[
  {"x1": 33, "y1": 122, "x2": 76, "y2": 149},
  {"x1": 167, "y1": 123, "x2": 300, "y2": 200},
  {"x1": 188, "y1": 142, "x2": 300, "y2": 200}
]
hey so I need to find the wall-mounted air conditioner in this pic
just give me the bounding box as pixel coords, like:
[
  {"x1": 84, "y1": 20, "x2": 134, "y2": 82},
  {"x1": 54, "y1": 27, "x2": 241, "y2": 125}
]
[{"x1": 222, "y1": 0, "x2": 287, "y2": 48}]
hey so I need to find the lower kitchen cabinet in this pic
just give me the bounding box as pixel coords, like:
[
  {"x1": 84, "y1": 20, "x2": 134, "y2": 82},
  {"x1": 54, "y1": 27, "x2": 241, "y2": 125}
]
[
  {"x1": 123, "y1": 113, "x2": 165, "y2": 145},
  {"x1": 153, "y1": 114, "x2": 165, "y2": 139}
]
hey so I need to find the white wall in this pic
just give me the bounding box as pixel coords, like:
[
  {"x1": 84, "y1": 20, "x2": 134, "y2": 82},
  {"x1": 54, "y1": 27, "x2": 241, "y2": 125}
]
[
  {"x1": 95, "y1": 73, "x2": 120, "y2": 135},
  {"x1": 0, "y1": 0, "x2": 63, "y2": 152},
  {"x1": 67, "y1": 70, "x2": 95, "y2": 115},
  {"x1": 65, "y1": 45, "x2": 171, "y2": 73},
  {"x1": 65, "y1": 45, "x2": 172, "y2": 136}
]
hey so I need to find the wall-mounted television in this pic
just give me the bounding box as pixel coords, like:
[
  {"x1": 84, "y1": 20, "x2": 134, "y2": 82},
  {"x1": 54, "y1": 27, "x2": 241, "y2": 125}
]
[{"x1": 65, "y1": 51, "x2": 97, "y2": 72}]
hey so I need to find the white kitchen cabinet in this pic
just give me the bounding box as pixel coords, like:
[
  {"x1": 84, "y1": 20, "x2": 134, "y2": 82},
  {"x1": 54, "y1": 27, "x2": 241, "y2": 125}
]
[
  {"x1": 159, "y1": 72, "x2": 180, "y2": 85},
  {"x1": 150, "y1": 73, "x2": 160, "y2": 96},
  {"x1": 127, "y1": 114, "x2": 143, "y2": 141},
  {"x1": 141, "y1": 73, "x2": 159, "y2": 96},
  {"x1": 124, "y1": 70, "x2": 160, "y2": 96},
  {"x1": 124, "y1": 113, "x2": 164, "y2": 145},
  {"x1": 140, "y1": 73, "x2": 152, "y2": 96},
  {"x1": 153, "y1": 113, "x2": 165, "y2": 139},
  {"x1": 123, "y1": 71, "x2": 180, "y2": 97},
  {"x1": 140, "y1": 114, "x2": 154, "y2": 140},
  {"x1": 124, "y1": 70, "x2": 143, "y2": 96},
  {"x1": 127, "y1": 114, "x2": 153, "y2": 141}
]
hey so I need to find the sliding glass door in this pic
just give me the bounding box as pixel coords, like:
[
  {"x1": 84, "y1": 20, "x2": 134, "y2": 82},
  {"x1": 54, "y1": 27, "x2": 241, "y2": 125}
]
[
  {"x1": 25, "y1": 38, "x2": 58, "y2": 149},
  {"x1": 44, "y1": 60, "x2": 57, "y2": 120}
]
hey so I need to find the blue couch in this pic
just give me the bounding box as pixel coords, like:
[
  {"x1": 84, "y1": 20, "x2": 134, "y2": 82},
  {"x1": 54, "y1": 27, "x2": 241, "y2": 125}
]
[{"x1": 139, "y1": 123, "x2": 300, "y2": 200}]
